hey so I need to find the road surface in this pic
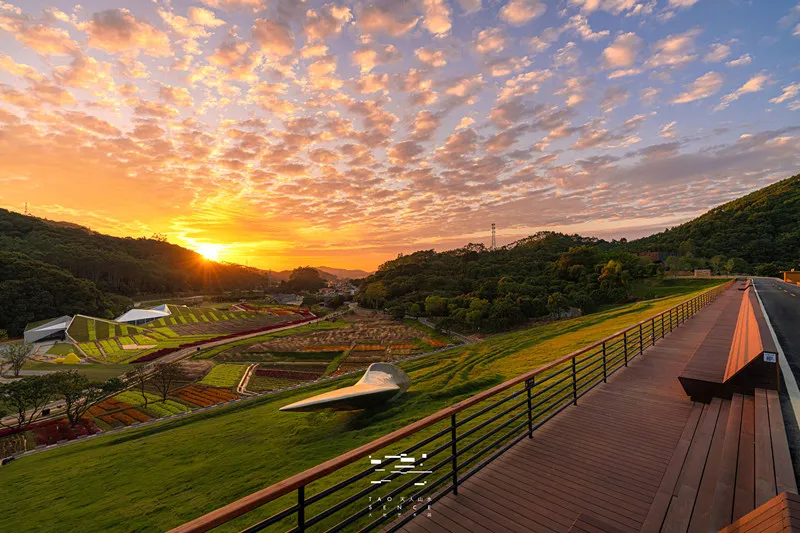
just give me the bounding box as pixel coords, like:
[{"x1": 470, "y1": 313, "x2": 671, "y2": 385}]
[{"x1": 753, "y1": 277, "x2": 800, "y2": 481}]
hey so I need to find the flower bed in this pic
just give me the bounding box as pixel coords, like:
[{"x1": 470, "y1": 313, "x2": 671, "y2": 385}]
[
  {"x1": 426, "y1": 339, "x2": 447, "y2": 347},
  {"x1": 301, "y1": 345, "x2": 350, "y2": 352},
  {"x1": 198, "y1": 363, "x2": 248, "y2": 388},
  {"x1": 23, "y1": 419, "x2": 101, "y2": 446},
  {"x1": 254, "y1": 368, "x2": 323, "y2": 381},
  {"x1": 173, "y1": 385, "x2": 238, "y2": 408},
  {"x1": 352, "y1": 345, "x2": 387, "y2": 351}
]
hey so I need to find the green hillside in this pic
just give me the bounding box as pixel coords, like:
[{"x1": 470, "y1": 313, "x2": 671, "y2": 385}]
[
  {"x1": 626, "y1": 174, "x2": 800, "y2": 275},
  {"x1": 0, "y1": 209, "x2": 271, "y2": 336}
]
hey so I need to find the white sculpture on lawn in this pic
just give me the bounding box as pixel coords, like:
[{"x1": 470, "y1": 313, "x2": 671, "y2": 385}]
[{"x1": 279, "y1": 363, "x2": 411, "y2": 412}]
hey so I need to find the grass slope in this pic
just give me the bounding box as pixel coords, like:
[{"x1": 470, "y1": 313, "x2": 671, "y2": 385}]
[{"x1": 0, "y1": 282, "x2": 723, "y2": 532}]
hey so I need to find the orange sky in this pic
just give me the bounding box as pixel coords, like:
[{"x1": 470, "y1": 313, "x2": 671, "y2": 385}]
[{"x1": 1, "y1": 2, "x2": 798, "y2": 271}]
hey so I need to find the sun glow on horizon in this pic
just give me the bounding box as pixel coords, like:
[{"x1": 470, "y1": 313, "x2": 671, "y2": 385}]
[{"x1": 193, "y1": 243, "x2": 224, "y2": 262}]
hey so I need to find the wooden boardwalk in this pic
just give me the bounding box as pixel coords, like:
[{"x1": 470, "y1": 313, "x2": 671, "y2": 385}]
[{"x1": 396, "y1": 287, "x2": 775, "y2": 533}]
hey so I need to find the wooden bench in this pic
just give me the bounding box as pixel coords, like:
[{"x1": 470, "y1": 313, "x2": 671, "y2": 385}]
[
  {"x1": 718, "y1": 492, "x2": 800, "y2": 532},
  {"x1": 640, "y1": 390, "x2": 797, "y2": 533},
  {"x1": 679, "y1": 283, "x2": 779, "y2": 402}
]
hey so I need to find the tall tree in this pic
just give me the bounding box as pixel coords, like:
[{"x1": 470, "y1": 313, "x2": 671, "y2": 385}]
[
  {"x1": 151, "y1": 361, "x2": 181, "y2": 402},
  {"x1": 1, "y1": 342, "x2": 32, "y2": 378},
  {"x1": 50, "y1": 371, "x2": 123, "y2": 427},
  {"x1": 127, "y1": 366, "x2": 150, "y2": 408},
  {"x1": 0, "y1": 376, "x2": 56, "y2": 430}
]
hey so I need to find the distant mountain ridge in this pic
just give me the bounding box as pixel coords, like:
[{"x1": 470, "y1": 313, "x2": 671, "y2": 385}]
[
  {"x1": 269, "y1": 266, "x2": 372, "y2": 282},
  {"x1": 624, "y1": 174, "x2": 800, "y2": 272}
]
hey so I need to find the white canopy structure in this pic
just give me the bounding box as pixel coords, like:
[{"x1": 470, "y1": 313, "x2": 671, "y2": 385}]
[
  {"x1": 115, "y1": 304, "x2": 172, "y2": 325},
  {"x1": 280, "y1": 363, "x2": 411, "y2": 412},
  {"x1": 23, "y1": 316, "x2": 73, "y2": 344}
]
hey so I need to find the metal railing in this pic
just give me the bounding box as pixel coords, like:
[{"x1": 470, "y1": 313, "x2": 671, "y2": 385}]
[{"x1": 170, "y1": 280, "x2": 734, "y2": 533}]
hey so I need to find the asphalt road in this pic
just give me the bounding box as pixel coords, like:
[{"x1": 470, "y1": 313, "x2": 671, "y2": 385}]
[{"x1": 753, "y1": 277, "x2": 800, "y2": 481}]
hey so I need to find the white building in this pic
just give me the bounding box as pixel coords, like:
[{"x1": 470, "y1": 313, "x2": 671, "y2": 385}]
[
  {"x1": 115, "y1": 304, "x2": 172, "y2": 326},
  {"x1": 23, "y1": 316, "x2": 73, "y2": 344}
]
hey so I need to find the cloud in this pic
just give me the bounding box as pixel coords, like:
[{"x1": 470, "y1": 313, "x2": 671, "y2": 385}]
[
  {"x1": 714, "y1": 73, "x2": 770, "y2": 111},
  {"x1": 53, "y1": 55, "x2": 115, "y2": 91},
  {"x1": 769, "y1": 83, "x2": 800, "y2": 105},
  {"x1": 603, "y1": 32, "x2": 643, "y2": 69},
  {"x1": 358, "y1": 1, "x2": 419, "y2": 36},
  {"x1": 564, "y1": 14, "x2": 609, "y2": 41},
  {"x1": 640, "y1": 87, "x2": 661, "y2": 105},
  {"x1": 475, "y1": 27, "x2": 506, "y2": 54},
  {"x1": 159, "y1": 85, "x2": 194, "y2": 107},
  {"x1": 252, "y1": 18, "x2": 294, "y2": 57},
  {"x1": 671, "y1": 71, "x2": 724, "y2": 104},
  {"x1": 421, "y1": 0, "x2": 452, "y2": 36},
  {"x1": 599, "y1": 85, "x2": 629, "y2": 112},
  {"x1": 499, "y1": 0, "x2": 546, "y2": 26},
  {"x1": 15, "y1": 24, "x2": 80, "y2": 56},
  {"x1": 668, "y1": 0, "x2": 699, "y2": 6},
  {"x1": 352, "y1": 44, "x2": 400, "y2": 73},
  {"x1": 659, "y1": 121, "x2": 677, "y2": 138},
  {"x1": 305, "y1": 4, "x2": 353, "y2": 42},
  {"x1": 569, "y1": 0, "x2": 652, "y2": 16},
  {"x1": 84, "y1": 9, "x2": 171, "y2": 57},
  {"x1": 726, "y1": 54, "x2": 751, "y2": 67},
  {"x1": 704, "y1": 43, "x2": 730, "y2": 63},
  {"x1": 645, "y1": 28, "x2": 701, "y2": 68},
  {"x1": 554, "y1": 42, "x2": 580, "y2": 68},
  {"x1": 415, "y1": 47, "x2": 446, "y2": 67},
  {"x1": 200, "y1": 0, "x2": 264, "y2": 11},
  {"x1": 456, "y1": 0, "x2": 482, "y2": 14},
  {"x1": 188, "y1": 7, "x2": 226, "y2": 27}
]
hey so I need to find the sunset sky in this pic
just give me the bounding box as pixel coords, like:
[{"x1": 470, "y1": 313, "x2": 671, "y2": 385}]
[{"x1": 0, "y1": 0, "x2": 798, "y2": 271}]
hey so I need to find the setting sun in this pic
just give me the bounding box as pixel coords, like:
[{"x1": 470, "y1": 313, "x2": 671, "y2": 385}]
[{"x1": 194, "y1": 243, "x2": 224, "y2": 262}]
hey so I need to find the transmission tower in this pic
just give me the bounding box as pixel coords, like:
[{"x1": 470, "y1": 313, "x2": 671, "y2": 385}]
[{"x1": 491, "y1": 223, "x2": 496, "y2": 251}]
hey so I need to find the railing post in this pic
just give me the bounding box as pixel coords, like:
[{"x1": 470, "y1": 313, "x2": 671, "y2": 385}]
[
  {"x1": 572, "y1": 358, "x2": 578, "y2": 405},
  {"x1": 526, "y1": 378, "x2": 533, "y2": 439},
  {"x1": 661, "y1": 313, "x2": 665, "y2": 338},
  {"x1": 602, "y1": 341, "x2": 607, "y2": 383},
  {"x1": 651, "y1": 318, "x2": 656, "y2": 345},
  {"x1": 623, "y1": 331, "x2": 628, "y2": 367},
  {"x1": 298, "y1": 486, "x2": 305, "y2": 532},
  {"x1": 639, "y1": 324, "x2": 643, "y2": 356},
  {"x1": 450, "y1": 414, "x2": 458, "y2": 495}
]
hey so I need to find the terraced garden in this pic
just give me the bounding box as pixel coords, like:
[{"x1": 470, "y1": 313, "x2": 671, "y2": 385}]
[
  {"x1": 0, "y1": 281, "x2": 726, "y2": 532},
  {"x1": 60, "y1": 304, "x2": 310, "y2": 364}
]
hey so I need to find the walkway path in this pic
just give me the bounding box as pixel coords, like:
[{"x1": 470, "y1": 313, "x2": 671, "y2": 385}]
[{"x1": 399, "y1": 284, "x2": 743, "y2": 533}]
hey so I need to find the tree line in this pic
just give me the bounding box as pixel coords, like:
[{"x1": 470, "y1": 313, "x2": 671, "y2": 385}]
[{"x1": 357, "y1": 233, "x2": 658, "y2": 333}]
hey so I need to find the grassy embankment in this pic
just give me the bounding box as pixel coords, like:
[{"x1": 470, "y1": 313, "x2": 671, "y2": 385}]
[{"x1": 0, "y1": 279, "x2": 723, "y2": 532}]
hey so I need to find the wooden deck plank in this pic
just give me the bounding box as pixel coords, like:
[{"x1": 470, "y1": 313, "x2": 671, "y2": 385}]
[
  {"x1": 755, "y1": 389, "x2": 778, "y2": 507},
  {"x1": 734, "y1": 395, "x2": 757, "y2": 521},
  {"x1": 711, "y1": 393, "x2": 745, "y2": 531},
  {"x1": 767, "y1": 390, "x2": 799, "y2": 495},
  {"x1": 687, "y1": 399, "x2": 731, "y2": 533},
  {"x1": 661, "y1": 398, "x2": 723, "y2": 533}
]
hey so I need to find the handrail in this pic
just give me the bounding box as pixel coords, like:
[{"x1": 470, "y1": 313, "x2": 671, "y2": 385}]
[{"x1": 169, "y1": 279, "x2": 735, "y2": 533}]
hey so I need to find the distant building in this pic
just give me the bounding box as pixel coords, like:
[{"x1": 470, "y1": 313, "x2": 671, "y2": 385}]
[
  {"x1": 23, "y1": 316, "x2": 72, "y2": 344},
  {"x1": 273, "y1": 294, "x2": 303, "y2": 306},
  {"x1": 694, "y1": 269, "x2": 712, "y2": 278},
  {"x1": 116, "y1": 304, "x2": 172, "y2": 326}
]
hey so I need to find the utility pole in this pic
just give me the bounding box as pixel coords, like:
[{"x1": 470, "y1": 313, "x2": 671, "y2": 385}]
[{"x1": 491, "y1": 223, "x2": 496, "y2": 251}]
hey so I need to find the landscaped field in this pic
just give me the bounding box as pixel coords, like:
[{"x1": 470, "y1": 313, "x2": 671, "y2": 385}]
[
  {"x1": 55, "y1": 304, "x2": 310, "y2": 364},
  {"x1": 0, "y1": 280, "x2": 725, "y2": 532},
  {"x1": 205, "y1": 311, "x2": 456, "y2": 390}
]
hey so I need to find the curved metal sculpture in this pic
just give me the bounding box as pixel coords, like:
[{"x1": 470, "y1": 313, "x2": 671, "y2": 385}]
[{"x1": 279, "y1": 363, "x2": 411, "y2": 412}]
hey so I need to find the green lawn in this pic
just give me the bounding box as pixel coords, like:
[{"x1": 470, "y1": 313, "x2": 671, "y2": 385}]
[
  {"x1": 628, "y1": 277, "x2": 728, "y2": 300},
  {"x1": 0, "y1": 282, "x2": 723, "y2": 532},
  {"x1": 20, "y1": 362, "x2": 135, "y2": 381},
  {"x1": 45, "y1": 343, "x2": 77, "y2": 356}
]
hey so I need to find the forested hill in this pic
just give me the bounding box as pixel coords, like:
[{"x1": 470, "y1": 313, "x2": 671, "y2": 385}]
[
  {"x1": 357, "y1": 233, "x2": 653, "y2": 333},
  {"x1": 625, "y1": 174, "x2": 800, "y2": 275},
  {"x1": 0, "y1": 209, "x2": 270, "y2": 335}
]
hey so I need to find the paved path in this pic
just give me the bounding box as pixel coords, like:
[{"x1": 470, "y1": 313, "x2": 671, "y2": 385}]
[
  {"x1": 752, "y1": 277, "x2": 800, "y2": 483},
  {"x1": 399, "y1": 286, "x2": 742, "y2": 533}
]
